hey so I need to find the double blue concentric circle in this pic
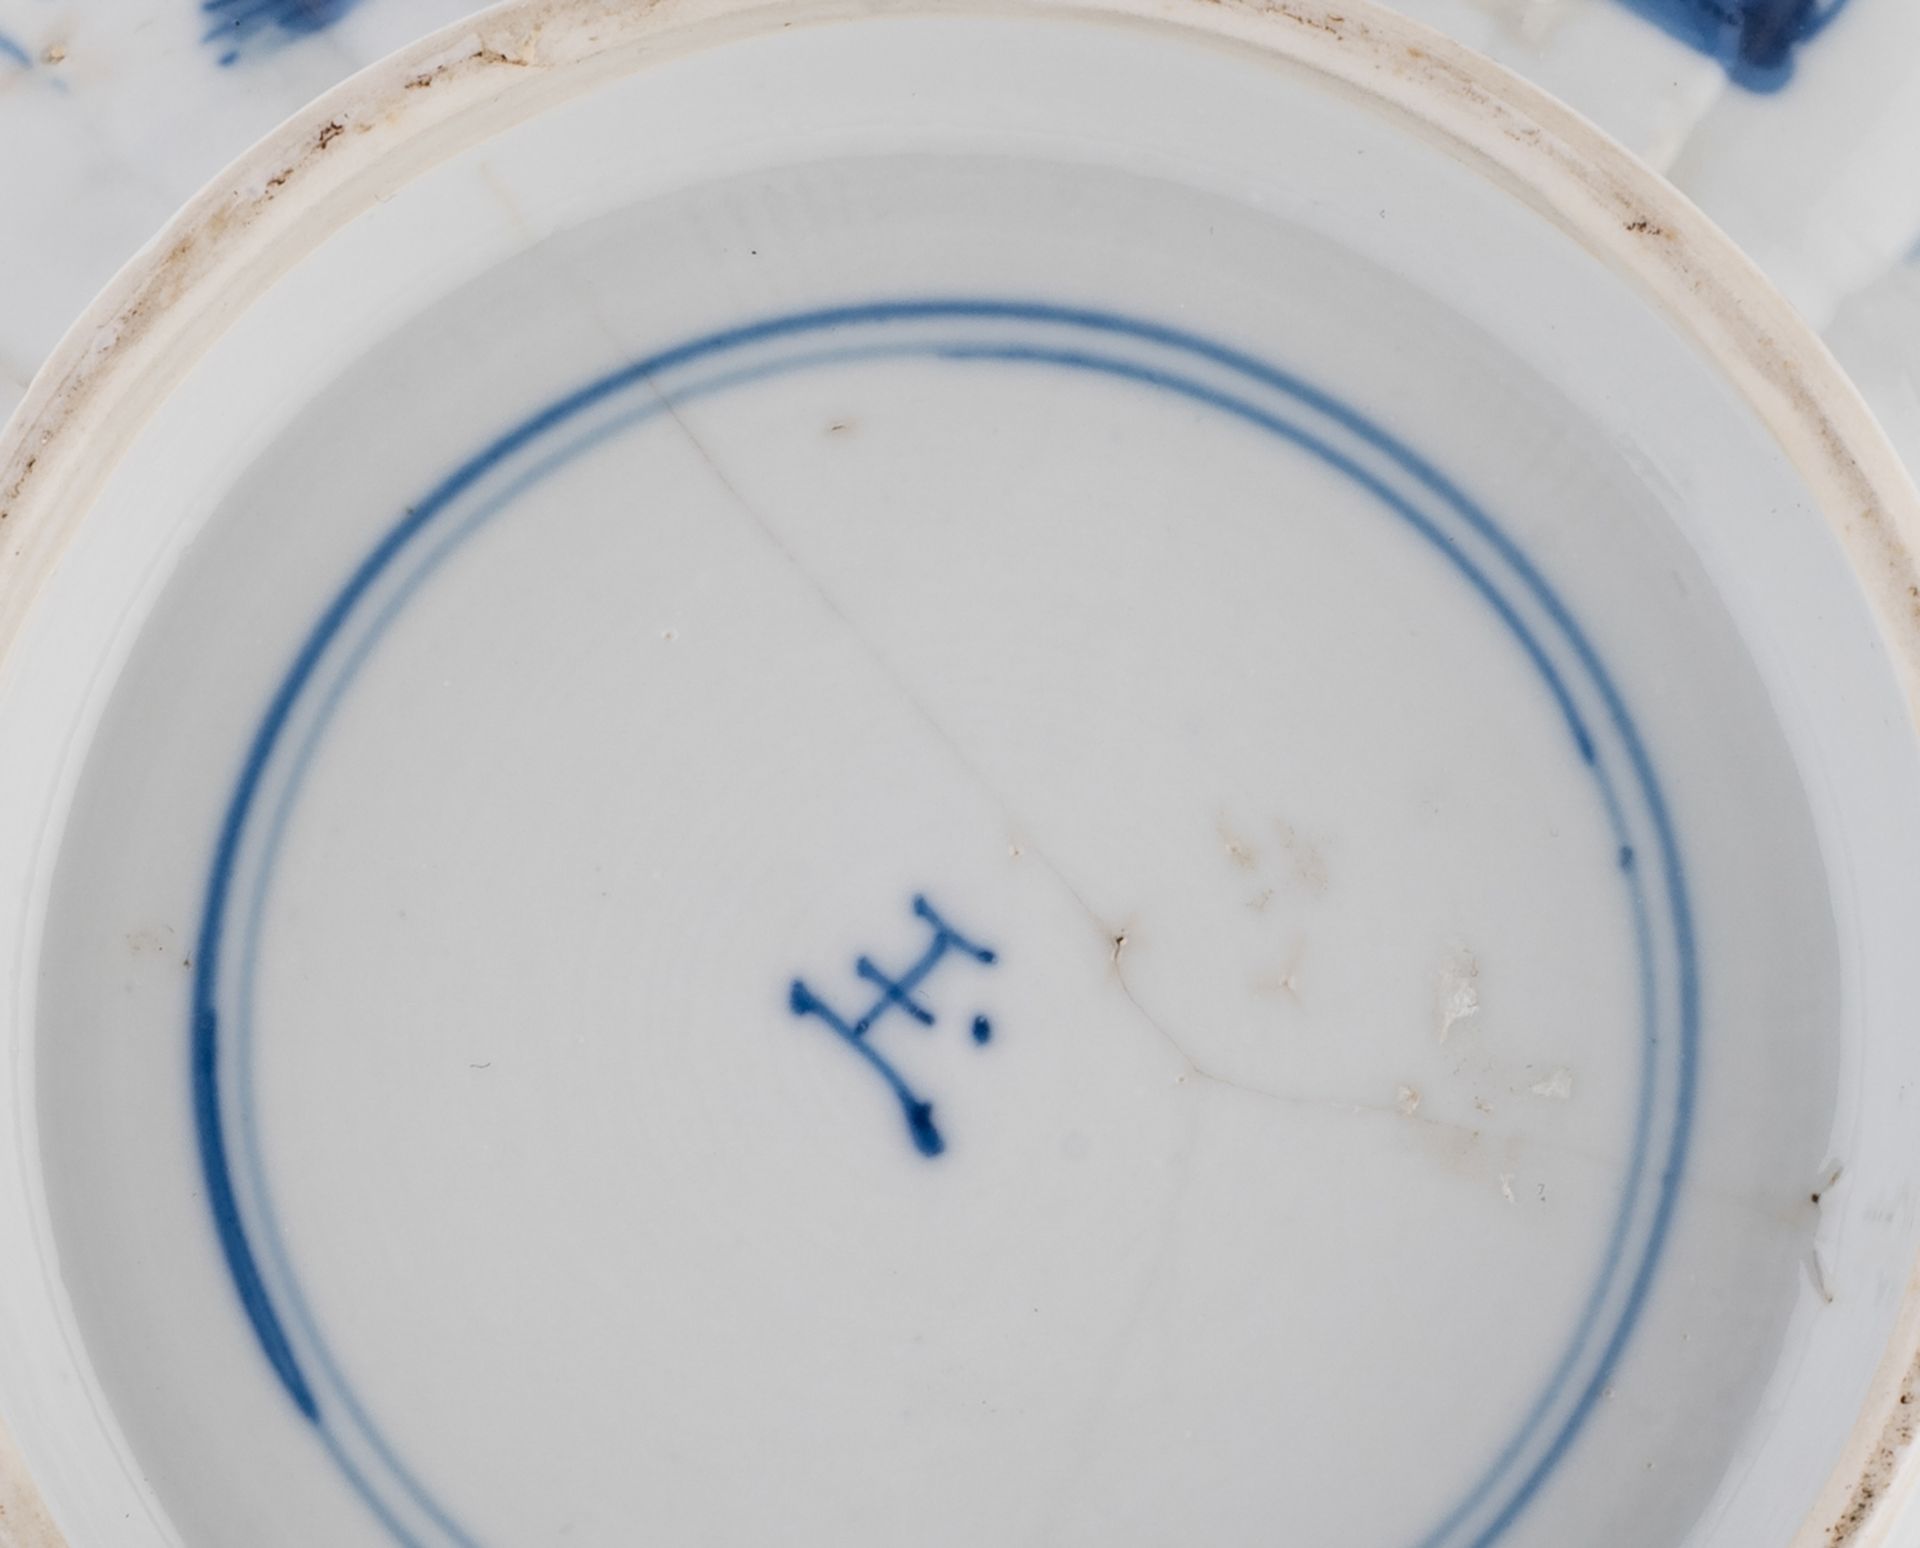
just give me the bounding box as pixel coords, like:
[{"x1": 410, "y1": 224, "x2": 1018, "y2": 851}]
[{"x1": 191, "y1": 299, "x2": 1696, "y2": 1548}]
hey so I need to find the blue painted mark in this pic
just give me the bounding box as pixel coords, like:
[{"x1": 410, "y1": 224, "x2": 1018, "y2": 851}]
[
  {"x1": 191, "y1": 1005, "x2": 318, "y2": 1419},
  {"x1": 0, "y1": 31, "x2": 32, "y2": 70},
  {"x1": 192, "y1": 300, "x2": 1696, "y2": 1548},
  {"x1": 1616, "y1": 0, "x2": 1853, "y2": 90},
  {"x1": 790, "y1": 895, "x2": 998, "y2": 1156},
  {"x1": 201, "y1": 0, "x2": 362, "y2": 65},
  {"x1": 971, "y1": 1014, "x2": 993, "y2": 1045}
]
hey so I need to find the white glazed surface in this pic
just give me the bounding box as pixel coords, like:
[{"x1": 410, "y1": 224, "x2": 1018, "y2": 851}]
[
  {"x1": 2, "y1": 2, "x2": 1920, "y2": 1547},
  {"x1": 1, "y1": 0, "x2": 1918, "y2": 433}
]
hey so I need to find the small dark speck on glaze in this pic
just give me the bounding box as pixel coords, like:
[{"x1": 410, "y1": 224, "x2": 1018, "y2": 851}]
[{"x1": 1615, "y1": 0, "x2": 1853, "y2": 91}]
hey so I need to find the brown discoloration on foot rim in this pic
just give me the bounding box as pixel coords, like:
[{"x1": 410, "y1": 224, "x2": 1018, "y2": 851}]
[
  {"x1": 1829, "y1": 1341, "x2": 1920, "y2": 1544},
  {"x1": 2, "y1": 8, "x2": 1918, "y2": 1541}
]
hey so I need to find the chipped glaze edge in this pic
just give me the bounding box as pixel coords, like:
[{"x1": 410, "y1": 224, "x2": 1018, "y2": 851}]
[{"x1": 1, "y1": 0, "x2": 1919, "y2": 1544}]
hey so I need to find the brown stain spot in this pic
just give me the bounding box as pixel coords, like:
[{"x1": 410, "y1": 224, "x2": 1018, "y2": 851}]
[
  {"x1": 1275, "y1": 820, "x2": 1330, "y2": 894},
  {"x1": 1103, "y1": 913, "x2": 1147, "y2": 984},
  {"x1": 125, "y1": 924, "x2": 176, "y2": 956},
  {"x1": 406, "y1": 43, "x2": 535, "y2": 94},
  {"x1": 1206, "y1": 0, "x2": 1355, "y2": 41},
  {"x1": 0, "y1": 28, "x2": 546, "y2": 545},
  {"x1": 1284, "y1": 7, "x2": 1349, "y2": 36},
  {"x1": 1218, "y1": 815, "x2": 1258, "y2": 870},
  {"x1": 40, "y1": 42, "x2": 66, "y2": 65},
  {"x1": 1405, "y1": 1109, "x2": 1486, "y2": 1180},
  {"x1": 1249, "y1": 937, "x2": 1307, "y2": 1003},
  {"x1": 1828, "y1": 1339, "x2": 1920, "y2": 1544},
  {"x1": 1383, "y1": 2, "x2": 1920, "y2": 682},
  {"x1": 0, "y1": 452, "x2": 32, "y2": 517},
  {"x1": 1812, "y1": 1161, "x2": 1846, "y2": 1208},
  {"x1": 0, "y1": 1410, "x2": 66, "y2": 1545}
]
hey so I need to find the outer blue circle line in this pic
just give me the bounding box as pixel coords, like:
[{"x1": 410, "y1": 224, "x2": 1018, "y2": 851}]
[{"x1": 190, "y1": 299, "x2": 1693, "y2": 1548}]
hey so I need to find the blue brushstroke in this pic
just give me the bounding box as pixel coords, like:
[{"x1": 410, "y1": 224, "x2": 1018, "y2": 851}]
[
  {"x1": 202, "y1": 0, "x2": 362, "y2": 66},
  {"x1": 790, "y1": 895, "x2": 999, "y2": 1156},
  {"x1": 0, "y1": 30, "x2": 32, "y2": 70},
  {"x1": 1616, "y1": 0, "x2": 1854, "y2": 90}
]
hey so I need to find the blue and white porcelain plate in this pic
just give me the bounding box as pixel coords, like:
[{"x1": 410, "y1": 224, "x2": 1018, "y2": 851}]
[{"x1": 3, "y1": 3, "x2": 1920, "y2": 1546}]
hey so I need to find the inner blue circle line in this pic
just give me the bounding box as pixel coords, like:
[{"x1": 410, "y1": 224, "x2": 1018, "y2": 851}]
[
  {"x1": 190, "y1": 298, "x2": 1694, "y2": 1548},
  {"x1": 232, "y1": 334, "x2": 1674, "y2": 1544},
  {"x1": 366, "y1": 345, "x2": 1645, "y2": 1538},
  {"x1": 317, "y1": 1421, "x2": 430, "y2": 1548},
  {"x1": 217, "y1": 324, "x2": 1674, "y2": 1536}
]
